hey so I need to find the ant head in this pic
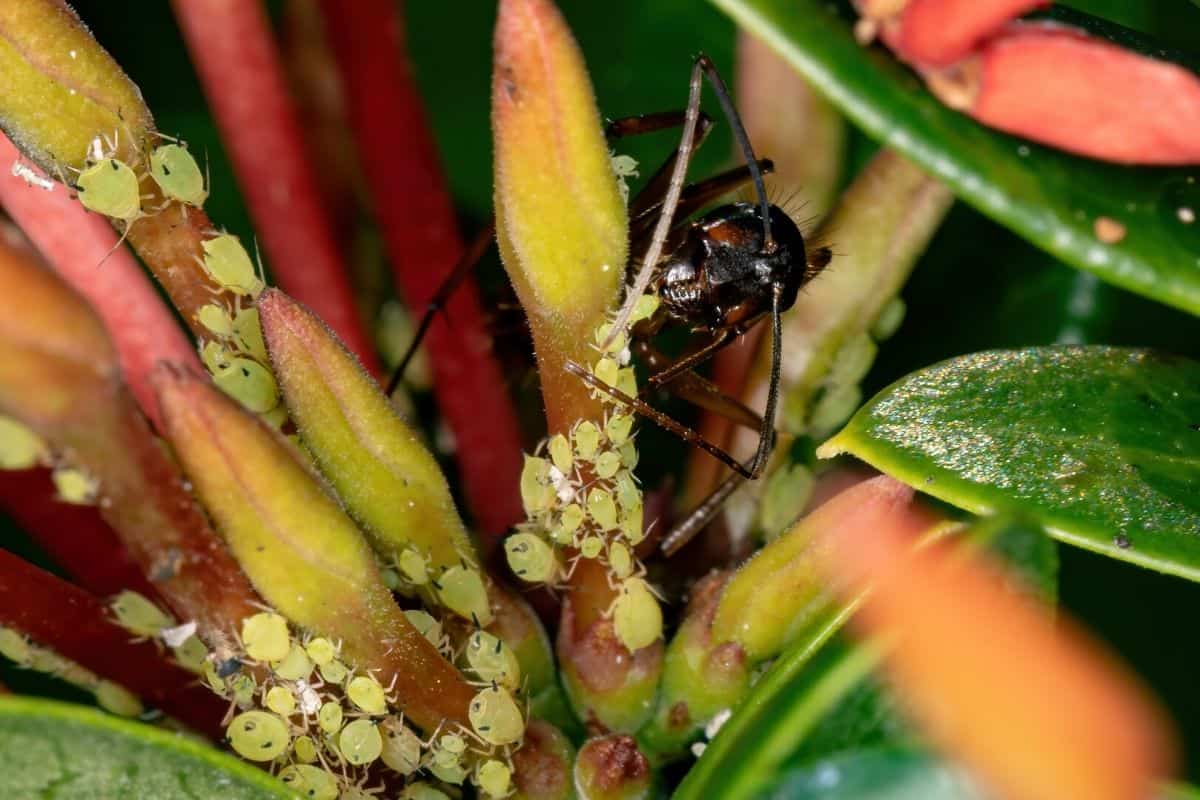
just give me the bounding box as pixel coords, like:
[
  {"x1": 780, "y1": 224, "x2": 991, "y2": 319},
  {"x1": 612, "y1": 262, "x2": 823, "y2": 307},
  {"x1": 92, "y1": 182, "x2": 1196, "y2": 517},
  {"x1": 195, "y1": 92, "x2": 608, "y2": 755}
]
[{"x1": 687, "y1": 202, "x2": 811, "y2": 327}]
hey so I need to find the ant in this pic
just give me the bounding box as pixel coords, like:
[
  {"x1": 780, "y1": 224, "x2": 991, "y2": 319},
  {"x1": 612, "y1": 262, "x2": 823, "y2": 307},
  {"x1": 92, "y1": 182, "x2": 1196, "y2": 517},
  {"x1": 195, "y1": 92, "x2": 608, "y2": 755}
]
[{"x1": 386, "y1": 55, "x2": 831, "y2": 558}]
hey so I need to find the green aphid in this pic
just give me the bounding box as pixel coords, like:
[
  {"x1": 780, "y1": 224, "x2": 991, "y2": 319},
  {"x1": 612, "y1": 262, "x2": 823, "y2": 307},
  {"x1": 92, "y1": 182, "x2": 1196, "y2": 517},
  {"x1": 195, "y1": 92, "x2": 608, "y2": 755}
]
[
  {"x1": 402, "y1": 609, "x2": 442, "y2": 646},
  {"x1": 398, "y1": 547, "x2": 429, "y2": 586},
  {"x1": 196, "y1": 303, "x2": 235, "y2": 339},
  {"x1": 304, "y1": 636, "x2": 336, "y2": 666},
  {"x1": 630, "y1": 294, "x2": 661, "y2": 323},
  {"x1": 213, "y1": 357, "x2": 279, "y2": 414},
  {"x1": 593, "y1": 357, "x2": 620, "y2": 390},
  {"x1": 172, "y1": 635, "x2": 208, "y2": 673},
  {"x1": 587, "y1": 488, "x2": 618, "y2": 530},
  {"x1": 95, "y1": 681, "x2": 143, "y2": 717},
  {"x1": 604, "y1": 413, "x2": 634, "y2": 447},
  {"x1": 227, "y1": 710, "x2": 290, "y2": 762},
  {"x1": 229, "y1": 673, "x2": 258, "y2": 708},
  {"x1": 0, "y1": 415, "x2": 45, "y2": 470},
  {"x1": 76, "y1": 158, "x2": 142, "y2": 222},
  {"x1": 612, "y1": 577, "x2": 662, "y2": 652},
  {"x1": 429, "y1": 761, "x2": 469, "y2": 786},
  {"x1": 347, "y1": 675, "x2": 387, "y2": 715},
  {"x1": 616, "y1": 367, "x2": 638, "y2": 398},
  {"x1": 621, "y1": 502, "x2": 646, "y2": 545},
  {"x1": 609, "y1": 541, "x2": 634, "y2": 579},
  {"x1": 317, "y1": 700, "x2": 343, "y2": 734},
  {"x1": 547, "y1": 433, "x2": 573, "y2": 474},
  {"x1": 264, "y1": 685, "x2": 295, "y2": 717},
  {"x1": 468, "y1": 685, "x2": 525, "y2": 746},
  {"x1": 319, "y1": 658, "x2": 348, "y2": 685},
  {"x1": 519, "y1": 455, "x2": 555, "y2": 515},
  {"x1": 619, "y1": 440, "x2": 638, "y2": 469},
  {"x1": 109, "y1": 591, "x2": 174, "y2": 638},
  {"x1": 572, "y1": 421, "x2": 600, "y2": 460},
  {"x1": 232, "y1": 306, "x2": 268, "y2": 362},
  {"x1": 380, "y1": 718, "x2": 422, "y2": 775},
  {"x1": 465, "y1": 631, "x2": 521, "y2": 691},
  {"x1": 436, "y1": 565, "x2": 493, "y2": 626},
  {"x1": 292, "y1": 734, "x2": 319, "y2": 763},
  {"x1": 278, "y1": 764, "x2": 338, "y2": 800},
  {"x1": 580, "y1": 535, "x2": 604, "y2": 560},
  {"x1": 199, "y1": 340, "x2": 232, "y2": 374},
  {"x1": 504, "y1": 533, "x2": 556, "y2": 584},
  {"x1": 594, "y1": 450, "x2": 621, "y2": 479},
  {"x1": 593, "y1": 322, "x2": 627, "y2": 354},
  {"x1": 613, "y1": 472, "x2": 640, "y2": 511},
  {"x1": 52, "y1": 466, "x2": 98, "y2": 505},
  {"x1": 400, "y1": 784, "x2": 452, "y2": 800},
  {"x1": 240, "y1": 612, "x2": 290, "y2": 662},
  {"x1": 149, "y1": 143, "x2": 208, "y2": 207},
  {"x1": 559, "y1": 502, "x2": 585, "y2": 533},
  {"x1": 271, "y1": 643, "x2": 313, "y2": 681},
  {"x1": 200, "y1": 234, "x2": 264, "y2": 297},
  {"x1": 476, "y1": 759, "x2": 513, "y2": 799},
  {"x1": 338, "y1": 718, "x2": 383, "y2": 766}
]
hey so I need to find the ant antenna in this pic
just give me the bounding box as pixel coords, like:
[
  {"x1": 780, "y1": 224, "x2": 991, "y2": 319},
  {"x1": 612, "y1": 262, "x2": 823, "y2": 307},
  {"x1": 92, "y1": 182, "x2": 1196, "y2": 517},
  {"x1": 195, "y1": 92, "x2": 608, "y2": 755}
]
[{"x1": 605, "y1": 54, "x2": 772, "y2": 348}]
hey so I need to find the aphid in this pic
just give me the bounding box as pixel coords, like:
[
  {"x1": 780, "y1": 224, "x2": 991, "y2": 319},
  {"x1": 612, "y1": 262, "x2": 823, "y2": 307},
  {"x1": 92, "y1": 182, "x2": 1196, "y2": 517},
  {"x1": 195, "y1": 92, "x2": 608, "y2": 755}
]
[
  {"x1": 199, "y1": 340, "x2": 232, "y2": 374},
  {"x1": 212, "y1": 357, "x2": 279, "y2": 414},
  {"x1": 402, "y1": 609, "x2": 442, "y2": 646},
  {"x1": 81, "y1": 672, "x2": 142, "y2": 717},
  {"x1": 620, "y1": 501, "x2": 645, "y2": 545},
  {"x1": 240, "y1": 612, "x2": 290, "y2": 662},
  {"x1": 229, "y1": 673, "x2": 258, "y2": 708},
  {"x1": 397, "y1": 547, "x2": 429, "y2": 586},
  {"x1": 586, "y1": 488, "x2": 618, "y2": 531},
  {"x1": 265, "y1": 685, "x2": 296, "y2": 716},
  {"x1": 109, "y1": 590, "x2": 173, "y2": 638},
  {"x1": 304, "y1": 636, "x2": 336, "y2": 666},
  {"x1": 75, "y1": 158, "x2": 142, "y2": 223},
  {"x1": 580, "y1": 535, "x2": 604, "y2": 560},
  {"x1": 318, "y1": 658, "x2": 348, "y2": 685},
  {"x1": 611, "y1": 577, "x2": 663, "y2": 652},
  {"x1": 0, "y1": 415, "x2": 44, "y2": 469},
  {"x1": 172, "y1": 634, "x2": 209, "y2": 672},
  {"x1": 199, "y1": 233, "x2": 265, "y2": 296},
  {"x1": 338, "y1": 718, "x2": 383, "y2": 766},
  {"x1": 292, "y1": 734, "x2": 319, "y2": 764},
  {"x1": 519, "y1": 455, "x2": 555, "y2": 515},
  {"x1": 379, "y1": 718, "x2": 423, "y2": 775},
  {"x1": 346, "y1": 675, "x2": 387, "y2": 715},
  {"x1": 464, "y1": 631, "x2": 521, "y2": 690},
  {"x1": 611, "y1": 151, "x2": 639, "y2": 206},
  {"x1": 400, "y1": 784, "x2": 452, "y2": 800},
  {"x1": 271, "y1": 643, "x2": 313, "y2": 681},
  {"x1": 594, "y1": 449, "x2": 622, "y2": 479},
  {"x1": 428, "y1": 733, "x2": 469, "y2": 784},
  {"x1": 476, "y1": 758, "x2": 513, "y2": 799},
  {"x1": 468, "y1": 685, "x2": 525, "y2": 746},
  {"x1": 317, "y1": 700, "x2": 344, "y2": 734},
  {"x1": 604, "y1": 413, "x2": 634, "y2": 447},
  {"x1": 547, "y1": 433, "x2": 573, "y2": 475},
  {"x1": 504, "y1": 533, "x2": 557, "y2": 584},
  {"x1": 52, "y1": 466, "x2": 98, "y2": 505},
  {"x1": 0, "y1": 628, "x2": 32, "y2": 666},
  {"x1": 226, "y1": 710, "x2": 290, "y2": 762},
  {"x1": 572, "y1": 421, "x2": 600, "y2": 460},
  {"x1": 232, "y1": 306, "x2": 269, "y2": 362},
  {"x1": 609, "y1": 541, "x2": 634, "y2": 579},
  {"x1": 196, "y1": 303, "x2": 235, "y2": 338},
  {"x1": 435, "y1": 564, "x2": 492, "y2": 626},
  {"x1": 278, "y1": 764, "x2": 339, "y2": 800},
  {"x1": 149, "y1": 142, "x2": 208, "y2": 207}
]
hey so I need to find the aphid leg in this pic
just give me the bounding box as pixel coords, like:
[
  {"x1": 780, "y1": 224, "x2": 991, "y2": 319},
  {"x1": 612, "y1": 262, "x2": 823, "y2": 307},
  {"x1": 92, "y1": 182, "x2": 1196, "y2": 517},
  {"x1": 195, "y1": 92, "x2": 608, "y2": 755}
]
[
  {"x1": 564, "y1": 360, "x2": 752, "y2": 480},
  {"x1": 660, "y1": 464, "x2": 749, "y2": 557}
]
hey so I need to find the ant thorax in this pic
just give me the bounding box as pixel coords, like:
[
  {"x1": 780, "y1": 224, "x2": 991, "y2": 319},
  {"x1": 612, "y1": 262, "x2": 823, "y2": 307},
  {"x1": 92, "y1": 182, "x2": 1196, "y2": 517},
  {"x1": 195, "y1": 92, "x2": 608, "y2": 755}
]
[{"x1": 657, "y1": 202, "x2": 810, "y2": 333}]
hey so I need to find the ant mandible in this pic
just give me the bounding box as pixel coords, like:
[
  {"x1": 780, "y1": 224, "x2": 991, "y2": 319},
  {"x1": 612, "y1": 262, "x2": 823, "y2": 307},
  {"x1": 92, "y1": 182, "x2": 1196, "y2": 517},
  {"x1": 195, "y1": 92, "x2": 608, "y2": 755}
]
[{"x1": 386, "y1": 54, "x2": 831, "y2": 558}]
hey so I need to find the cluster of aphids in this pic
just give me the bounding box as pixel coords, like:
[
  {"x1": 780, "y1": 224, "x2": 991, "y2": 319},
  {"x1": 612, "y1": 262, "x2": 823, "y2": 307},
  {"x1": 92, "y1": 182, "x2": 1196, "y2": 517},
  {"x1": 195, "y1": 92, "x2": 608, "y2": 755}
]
[
  {"x1": 505, "y1": 296, "x2": 664, "y2": 652},
  {"x1": 105, "y1": 591, "x2": 524, "y2": 799},
  {"x1": 68, "y1": 130, "x2": 282, "y2": 424}
]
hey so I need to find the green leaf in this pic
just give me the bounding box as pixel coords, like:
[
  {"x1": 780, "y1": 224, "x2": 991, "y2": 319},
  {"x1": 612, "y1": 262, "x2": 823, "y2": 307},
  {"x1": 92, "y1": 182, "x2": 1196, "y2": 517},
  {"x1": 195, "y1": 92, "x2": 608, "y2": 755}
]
[
  {"x1": 762, "y1": 747, "x2": 1200, "y2": 800},
  {"x1": 708, "y1": 0, "x2": 1200, "y2": 316},
  {"x1": 0, "y1": 696, "x2": 290, "y2": 798},
  {"x1": 823, "y1": 346, "x2": 1200, "y2": 581}
]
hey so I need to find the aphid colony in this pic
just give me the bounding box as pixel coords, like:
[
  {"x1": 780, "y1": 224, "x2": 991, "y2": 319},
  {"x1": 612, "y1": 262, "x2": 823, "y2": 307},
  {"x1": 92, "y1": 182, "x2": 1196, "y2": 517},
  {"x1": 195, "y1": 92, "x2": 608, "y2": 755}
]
[
  {"x1": 107, "y1": 592, "x2": 526, "y2": 799},
  {"x1": 505, "y1": 296, "x2": 664, "y2": 652},
  {"x1": 71, "y1": 131, "x2": 282, "y2": 424}
]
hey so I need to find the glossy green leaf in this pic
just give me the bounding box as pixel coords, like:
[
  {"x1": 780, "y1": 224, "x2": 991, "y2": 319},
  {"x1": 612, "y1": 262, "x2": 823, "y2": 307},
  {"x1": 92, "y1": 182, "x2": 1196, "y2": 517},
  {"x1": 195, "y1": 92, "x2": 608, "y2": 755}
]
[
  {"x1": 762, "y1": 747, "x2": 1200, "y2": 800},
  {"x1": 0, "y1": 696, "x2": 290, "y2": 798},
  {"x1": 709, "y1": 0, "x2": 1200, "y2": 316},
  {"x1": 823, "y1": 346, "x2": 1200, "y2": 581}
]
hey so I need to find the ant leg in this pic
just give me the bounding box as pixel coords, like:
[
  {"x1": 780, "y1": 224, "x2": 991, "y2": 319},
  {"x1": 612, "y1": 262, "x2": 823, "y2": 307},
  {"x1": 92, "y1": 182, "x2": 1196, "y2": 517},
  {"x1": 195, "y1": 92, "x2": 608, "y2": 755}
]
[
  {"x1": 660, "y1": 464, "x2": 753, "y2": 557},
  {"x1": 634, "y1": 340, "x2": 761, "y2": 432},
  {"x1": 746, "y1": 287, "x2": 785, "y2": 479},
  {"x1": 644, "y1": 328, "x2": 735, "y2": 388},
  {"x1": 563, "y1": 360, "x2": 753, "y2": 480},
  {"x1": 609, "y1": 53, "x2": 774, "y2": 344},
  {"x1": 384, "y1": 219, "x2": 496, "y2": 396}
]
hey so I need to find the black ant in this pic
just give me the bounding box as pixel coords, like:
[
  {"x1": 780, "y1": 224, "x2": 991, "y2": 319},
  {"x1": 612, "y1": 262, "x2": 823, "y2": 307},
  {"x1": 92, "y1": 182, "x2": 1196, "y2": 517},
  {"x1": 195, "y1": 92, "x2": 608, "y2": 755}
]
[{"x1": 386, "y1": 55, "x2": 831, "y2": 558}]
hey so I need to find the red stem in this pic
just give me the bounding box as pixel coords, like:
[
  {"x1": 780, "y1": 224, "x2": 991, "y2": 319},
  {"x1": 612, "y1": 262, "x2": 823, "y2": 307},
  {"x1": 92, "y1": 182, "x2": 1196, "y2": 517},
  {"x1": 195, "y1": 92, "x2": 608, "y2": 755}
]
[
  {"x1": 0, "y1": 134, "x2": 198, "y2": 430},
  {"x1": 0, "y1": 548, "x2": 226, "y2": 737},
  {"x1": 170, "y1": 0, "x2": 380, "y2": 373},
  {"x1": 0, "y1": 469, "x2": 157, "y2": 601},
  {"x1": 317, "y1": 0, "x2": 525, "y2": 545}
]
